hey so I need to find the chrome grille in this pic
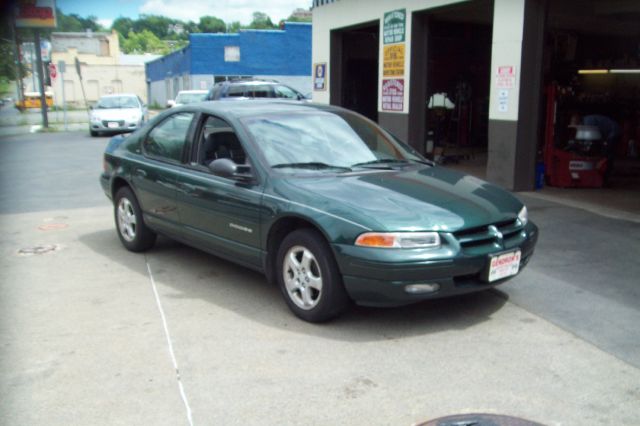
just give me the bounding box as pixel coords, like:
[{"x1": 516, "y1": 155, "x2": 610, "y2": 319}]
[{"x1": 453, "y1": 219, "x2": 524, "y2": 249}]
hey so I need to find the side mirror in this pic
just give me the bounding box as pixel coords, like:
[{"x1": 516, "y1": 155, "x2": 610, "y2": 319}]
[
  {"x1": 208, "y1": 158, "x2": 252, "y2": 182},
  {"x1": 166, "y1": 100, "x2": 175, "y2": 108}
]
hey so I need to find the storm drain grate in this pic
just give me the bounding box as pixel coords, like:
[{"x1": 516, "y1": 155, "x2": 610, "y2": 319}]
[
  {"x1": 17, "y1": 244, "x2": 62, "y2": 256},
  {"x1": 418, "y1": 413, "x2": 545, "y2": 426}
]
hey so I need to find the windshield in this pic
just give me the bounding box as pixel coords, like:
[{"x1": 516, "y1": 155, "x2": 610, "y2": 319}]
[
  {"x1": 96, "y1": 96, "x2": 139, "y2": 109},
  {"x1": 242, "y1": 110, "x2": 424, "y2": 171},
  {"x1": 175, "y1": 92, "x2": 207, "y2": 104}
]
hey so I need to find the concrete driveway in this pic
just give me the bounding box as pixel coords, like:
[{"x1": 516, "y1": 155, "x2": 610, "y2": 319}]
[{"x1": 1, "y1": 132, "x2": 639, "y2": 425}]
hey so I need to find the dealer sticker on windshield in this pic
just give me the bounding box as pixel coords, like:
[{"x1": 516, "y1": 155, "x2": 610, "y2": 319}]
[{"x1": 488, "y1": 250, "x2": 521, "y2": 282}]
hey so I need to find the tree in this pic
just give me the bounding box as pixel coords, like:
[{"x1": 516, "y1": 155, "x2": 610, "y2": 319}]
[
  {"x1": 121, "y1": 30, "x2": 170, "y2": 55},
  {"x1": 113, "y1": 17, "x2": 135, "y2": 37},
  {"x1": 227, "y1": 21, "x2": 242, "y2": 33},
  {"x1": 198, "y1": 16, "x2": 226, "y2": 33},
  {"x1": 247, "y1": 11, "x2": 276, "y2": 30}
]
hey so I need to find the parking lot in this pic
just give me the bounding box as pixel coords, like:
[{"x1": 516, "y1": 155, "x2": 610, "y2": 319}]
[{"x1": 1, "y1": 131, "x2": 640, "y2": 425}]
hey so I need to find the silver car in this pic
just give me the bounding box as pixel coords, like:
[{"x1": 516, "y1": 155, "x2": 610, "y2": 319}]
[{"x1": 89, "y1": 94, "x2": 147, "y2": 137}]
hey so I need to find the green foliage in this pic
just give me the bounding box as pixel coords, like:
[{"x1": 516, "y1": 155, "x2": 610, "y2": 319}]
[
  {"x1": 199, "y1": 16, "x2": 226, "y2": 33},
  {"x1": 227, "y1": 21, "x2": 242, "y2": 33},
  {"x1": 57, "y1": 12, "x2": 105, "y2": 32},
  {"x1": 113, "y1": 17, "x2": 135, "y2": 37},
  {"x1": 248, "y1": 11, "x2": 277, "y2": 30},
  {"x1": 121, "y1": 30, "x2": 171, "y2": 55}
]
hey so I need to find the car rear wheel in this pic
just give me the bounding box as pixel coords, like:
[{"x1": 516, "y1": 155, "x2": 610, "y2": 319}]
[
  {"x1": 276, "y1": 228, "x2": 349, "y2": 322},
  {"x1": 114, "y1": 187, "x2": 156, "y2": 252}
]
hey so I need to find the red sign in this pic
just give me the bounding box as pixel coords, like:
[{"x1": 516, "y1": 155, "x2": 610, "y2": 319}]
[
  {"x1": 49, "y1": 62, "x2": 57, "y2": 80},
  {"x1": 496, "y1": 65, "x2": 516, "y2": 89},
  {"x1": 382, "y1": 78, "x2": 404, "y2": 111}
]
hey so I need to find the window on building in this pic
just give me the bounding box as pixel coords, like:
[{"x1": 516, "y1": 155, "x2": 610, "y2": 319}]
[{"x1": 224, "y1": 46, "x2": 240, "y2": 62}]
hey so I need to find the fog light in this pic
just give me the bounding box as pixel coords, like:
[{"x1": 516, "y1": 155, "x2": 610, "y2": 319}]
[{"x1": 405, "y1": 283, "x2": 440, "y2": 294}]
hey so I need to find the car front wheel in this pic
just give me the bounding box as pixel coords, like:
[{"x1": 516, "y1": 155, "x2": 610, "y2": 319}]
[
  {"x1": 276, "y1": 228, "x2": 350, "y2": 322},
  {"x1": 114, "y1": 187, "x2": 156, "y2": 252}
]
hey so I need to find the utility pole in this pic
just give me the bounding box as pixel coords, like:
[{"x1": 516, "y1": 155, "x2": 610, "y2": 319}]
[
  {"x1": 34, "y1": 30, "x2": 48, "y2": 128},
  {"x1": 11, "y1": 20, "x2": 24, "y2": 105}
]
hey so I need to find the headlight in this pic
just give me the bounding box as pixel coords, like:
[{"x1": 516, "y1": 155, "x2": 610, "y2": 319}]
[
  {"x1": 130, "y1": 114, "x2": 141, "y2": 121},
  {"x1": 90, "y1": 113, "x2": 99, "y2": 121},
  {"x1": 518, "y1": 206, "x2": 528, "y2": 225},
  {"x1": 355, "y1": 232, "x2": 441, "y2": 249}
]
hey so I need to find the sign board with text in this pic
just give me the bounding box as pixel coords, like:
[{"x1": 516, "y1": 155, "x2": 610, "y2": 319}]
[
  {"x1": 496, "y1": 65, "x2": 516, "y2": 89},
  {"x1": 382, "y1": 79, "x2": 404, "y2": 111},
  {"x1": 383, "y1": 9, "x2": 406, "y2": 44},
  {"x1": 383, "y1": 44, "x2": 405, "y2": 77},
  {"x1": 313, "y1": 63, "x2": 327, "y2": 91},
  {"x1": 15, "y1": 0, "x2": 57, "y2": 29}
]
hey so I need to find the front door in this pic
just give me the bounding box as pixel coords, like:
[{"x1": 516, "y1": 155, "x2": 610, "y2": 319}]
[{"x1": 176, "y1": 115, "x2": 264, "y2": 269}]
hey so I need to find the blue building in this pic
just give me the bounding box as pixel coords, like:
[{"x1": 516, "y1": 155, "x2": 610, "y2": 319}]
[{"x1": 146, "y1": 22, "x2": 311, "y2": 106}]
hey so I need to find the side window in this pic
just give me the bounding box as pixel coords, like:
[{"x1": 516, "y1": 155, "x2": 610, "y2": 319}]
[
  {"x1": 227, "y1": 85, "x2": 246, "y2": 97},
  {"x1": 144, "y1": 112, "x2": 194, "y2": 162},
  {"x1": 247, "y1": 85, "x2": 272, "y2": 98},
  {"x1": 273, "y1": 85, "x2": 299, "y2": 99},
  {"x1": 197, "y1": 115, "x2": 247, "y2": 166}
]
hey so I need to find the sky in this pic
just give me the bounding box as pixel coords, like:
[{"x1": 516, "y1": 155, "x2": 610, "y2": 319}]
[{"x1": 56, "y1": 0, "x2": 312, "y2": 29}]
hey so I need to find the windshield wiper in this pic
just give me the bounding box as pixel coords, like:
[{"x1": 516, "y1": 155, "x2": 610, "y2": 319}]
[
  {"x1": 272, "y1": 162, "x2": 352, "y2": 172},
  {"x1": 351, "y1": 158, "x2": 409, "y2": 168}
]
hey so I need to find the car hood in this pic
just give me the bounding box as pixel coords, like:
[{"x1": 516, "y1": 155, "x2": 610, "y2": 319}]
[
  {"x1": 92, "y1": 108, "x2": 140, "y2": 120},
  {"x1": 274, "y1": 165, "x2": 523, "y2": 232}
]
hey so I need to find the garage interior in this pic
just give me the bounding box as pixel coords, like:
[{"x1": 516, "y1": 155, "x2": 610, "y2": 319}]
[
  {"x1": 542, "y1": 0, "x2": 640, "y2": 194},
  {"x1": 424, "y1": 0, "x2": 639, "y2": 214},
  {"x1": 330, "y1": 22, "x2": 380, "y2": 122},
  {"x1": 410, "y1": 0, "x2": 493, "y2": 164}
]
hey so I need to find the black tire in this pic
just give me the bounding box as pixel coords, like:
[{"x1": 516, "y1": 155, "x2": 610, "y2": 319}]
[
  {"x1": 276, "y1": 228, "x2": 350, "y2": 322},
  {"x1": 114, "y1": 186, "x2": 157, "y2": 252},
  {"x1": 90, "y1": 129, "x2": 98, "y2": 137}
]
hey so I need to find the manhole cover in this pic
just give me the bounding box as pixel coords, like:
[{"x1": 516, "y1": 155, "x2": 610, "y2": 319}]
[
  {"x1": 17, "y1": 244, "x2": 62, "y2": 256},
  {"x1": 418, "y1": 413, "x2": 545, "y2": 426},
  {"x1": 38, "y1": 223, "x2": 68, "y2": 231}
]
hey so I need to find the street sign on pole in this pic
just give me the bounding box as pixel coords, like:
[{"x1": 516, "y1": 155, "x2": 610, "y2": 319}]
[{"x1": 49, "y1": 62, "x2": 57, "y2": 81}]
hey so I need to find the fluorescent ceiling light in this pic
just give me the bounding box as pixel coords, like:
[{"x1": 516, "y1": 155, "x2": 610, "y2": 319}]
[
  {"x1": 578, "y1": 69, "x2": 608, "y2": 74},
  {"x1": 609, "y1": 69, "x2": 640, "y2": 74}
]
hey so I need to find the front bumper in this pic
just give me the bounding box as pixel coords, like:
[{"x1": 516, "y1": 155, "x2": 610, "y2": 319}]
[
  {"x1": 334, "y1": 222, "x2": 538, "y2": 307},
  {"x1": 90, "y1": 118, "x2": 141, "y2": 133}
]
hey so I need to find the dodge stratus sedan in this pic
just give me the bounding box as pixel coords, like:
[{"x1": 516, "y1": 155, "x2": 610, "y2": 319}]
[{"x1": 100, "y1": 101, "x2": 538, "y2": 322}]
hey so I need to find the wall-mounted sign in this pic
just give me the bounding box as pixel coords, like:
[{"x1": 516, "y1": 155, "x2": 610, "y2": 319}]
[
  {"x1": 382, "y1": 79, "x2": 404, "y2": 111},
  {"x1": 497, "y1": 89, "x2": 509, "y2": 112},
  {"x1": 496, "y1": 65, "x2": 516, "y2": 89},
  {"x1": 383, "y1": 44, "x2": 405, "y2": 77},
  {"x1": 313, "y1": 63, "x2": 327, "y2": 91},
  {"x1": 15, "y1": 0, "x2": 57, "y2": 29},
  {"x1": 383, "y1": 9, "x2": 406, "y2": 44}
]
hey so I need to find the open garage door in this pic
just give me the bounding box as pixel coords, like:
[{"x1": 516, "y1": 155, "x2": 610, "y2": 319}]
[
  {"x1": 330, "y1": 22, "x2": 379, "y2": 122},
  {"x1": 542, "y1": 0, "x2": 640, "y2": 192}
]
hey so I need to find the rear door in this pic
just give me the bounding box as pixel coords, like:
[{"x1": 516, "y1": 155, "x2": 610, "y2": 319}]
[{"x1": 132, "y1": 111, "x2": 196, "y2": 237}]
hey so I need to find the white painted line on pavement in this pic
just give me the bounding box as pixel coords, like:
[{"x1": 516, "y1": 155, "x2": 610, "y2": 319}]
[{"x1": 146, "y1": 258, "x2": 194, "y2": 426}]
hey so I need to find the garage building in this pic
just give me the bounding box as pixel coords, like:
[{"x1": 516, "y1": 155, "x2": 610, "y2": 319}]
[{"x1": 311, "y1": 0, "x2": 640, "y2": 191}]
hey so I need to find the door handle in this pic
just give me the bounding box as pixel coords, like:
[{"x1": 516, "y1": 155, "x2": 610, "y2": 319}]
[
  {"x1": 179, "y1": 183, "x2": 202, "y2": 197},
  {"x1": 134, "y1": 168, "x2": 147, "y2": 178}
]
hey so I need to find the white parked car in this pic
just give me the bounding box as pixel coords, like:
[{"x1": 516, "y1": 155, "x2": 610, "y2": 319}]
[
  {"x1": 89, "y1": 94, "x2": 148, "y2": 137},
  {"x1": 167, "y1": 90, "x2": 208, "y2": 108}
]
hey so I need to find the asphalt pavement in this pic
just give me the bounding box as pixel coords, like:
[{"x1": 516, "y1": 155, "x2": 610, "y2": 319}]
[{"x1": 1, "y1": 131, "x2": 639, "y2": 425}]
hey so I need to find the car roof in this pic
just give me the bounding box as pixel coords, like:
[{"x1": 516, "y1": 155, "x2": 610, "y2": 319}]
[
  {"x1": 187, "y1": 100, "x2": 344, "y2": 119},
  {"x1": 100, "y1": 94, "x2": 138, "y2": 98}
]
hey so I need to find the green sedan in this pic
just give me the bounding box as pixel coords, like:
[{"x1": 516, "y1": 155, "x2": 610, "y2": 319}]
[{"x1": 100, "y1": 101, "x2": 538, "y2": 322}]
